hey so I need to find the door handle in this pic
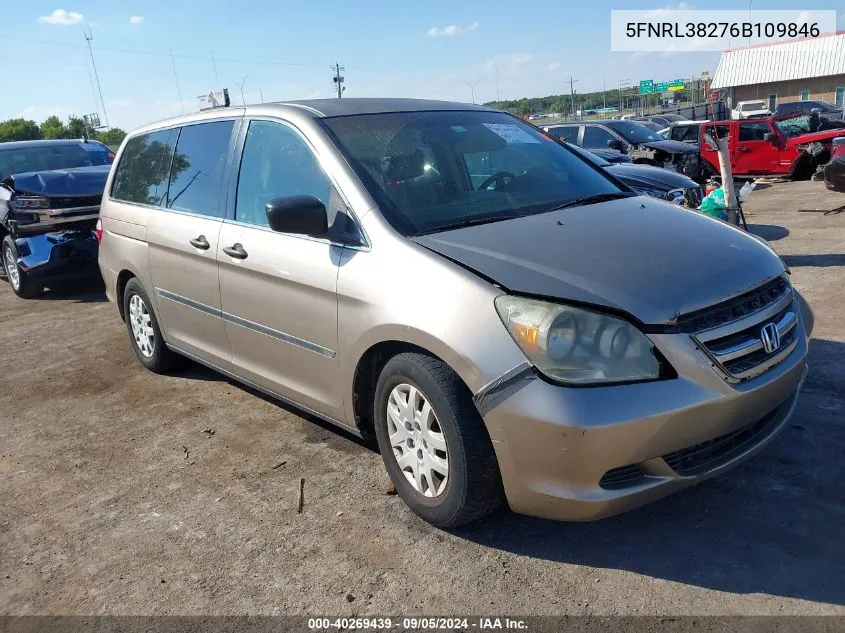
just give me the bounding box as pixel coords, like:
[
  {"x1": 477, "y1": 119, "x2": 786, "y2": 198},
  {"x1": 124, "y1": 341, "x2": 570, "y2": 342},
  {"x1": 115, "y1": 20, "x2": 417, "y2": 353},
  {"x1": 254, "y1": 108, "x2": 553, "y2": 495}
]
[
  {"x1": 189, "y1": 235, "x2": 210, "y2": 250},
  {"x1": 222, "y1": 243, "x2": 248, "y2": 260},
  {"x1": 737, "y1": 146, "x2": 750, "y2": 153}
]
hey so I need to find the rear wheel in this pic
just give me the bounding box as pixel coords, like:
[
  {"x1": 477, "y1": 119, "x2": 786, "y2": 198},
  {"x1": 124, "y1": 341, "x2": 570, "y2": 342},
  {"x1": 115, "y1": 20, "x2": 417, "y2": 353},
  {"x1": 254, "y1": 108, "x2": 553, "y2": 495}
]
[
  {"x1": 373, "y1": 352, "x2": 504, "y2": 527},
  {"x1": 122, "y1": 278, "x2": 181, "y2": 373},
  {"x1": 2, "y1": 236, "x2": 43, "y2": 298}
]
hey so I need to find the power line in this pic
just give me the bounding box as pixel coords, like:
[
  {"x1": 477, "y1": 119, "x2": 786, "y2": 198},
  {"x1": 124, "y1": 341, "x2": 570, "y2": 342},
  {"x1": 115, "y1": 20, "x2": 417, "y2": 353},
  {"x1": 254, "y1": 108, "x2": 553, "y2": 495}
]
[
  {"x1": 84, "y1": 27, "x2": 109, "y2": 128},
  {"x1": 170, "y1": 49, "x2": 185, "y2": 113},
  {"x1": 0, "y1": 34, "x2": 321, "y2": 67}
]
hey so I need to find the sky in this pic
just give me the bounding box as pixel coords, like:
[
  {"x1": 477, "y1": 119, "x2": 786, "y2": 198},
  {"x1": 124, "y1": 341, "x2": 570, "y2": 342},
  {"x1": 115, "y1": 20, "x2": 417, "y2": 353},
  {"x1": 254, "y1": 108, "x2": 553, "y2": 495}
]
[{"x1": 2, "y1": 0, "x2": 844, "y2": 131}]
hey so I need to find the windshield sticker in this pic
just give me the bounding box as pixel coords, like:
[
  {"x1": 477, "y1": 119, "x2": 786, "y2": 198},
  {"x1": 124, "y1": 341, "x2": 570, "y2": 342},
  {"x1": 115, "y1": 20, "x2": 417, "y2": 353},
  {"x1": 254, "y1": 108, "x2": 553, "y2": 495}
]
[{"x1": 482, "y1": 123, "x2": 541, "y2": 144}]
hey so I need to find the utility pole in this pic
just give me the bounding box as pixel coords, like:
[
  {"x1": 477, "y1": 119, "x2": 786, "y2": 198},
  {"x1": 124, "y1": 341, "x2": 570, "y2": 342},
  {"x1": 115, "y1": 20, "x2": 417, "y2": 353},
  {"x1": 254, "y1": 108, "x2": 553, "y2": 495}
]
[
  {"x1": 496, "y1": 64, "x2": 500, "y2": 102},
  {"x1": 84, "y1": 27, "x2": 109, "y2": 128},
  {"x1": 236, "y1": 75, "x2": 248, "y2": 105},
  {"x1": 332, "y1": 63, "x2": 346, "y2": 98},
  {"x1": 566, "y1": 77, "x2": 578, "y2": 119},
  {"x1": 211, "y1": 52, "x2": 220, "y2": 89},
  {"x1": 260, "y1": 89, "x2": 264, "y2": 104},
  {"x1": 170, "y1": 49, "x2": 184, "y2": 113},
  {"x1": 603, "y1": 78, "x2": 607, "y2": 117}
]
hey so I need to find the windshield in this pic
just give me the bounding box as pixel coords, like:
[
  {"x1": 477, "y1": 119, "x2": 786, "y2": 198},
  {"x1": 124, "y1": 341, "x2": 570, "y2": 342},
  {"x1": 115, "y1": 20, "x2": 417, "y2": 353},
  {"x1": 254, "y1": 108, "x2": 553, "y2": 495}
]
[
  {"x1": 604, "y1": 121, "x2": 663, "y2": 143},
  {"x1": 741, "y1": 102, "x2": 767, "y2": 111},
  {"x1": 322, "y1": 111, "x2": 621, "y2": 236},
  {"x1": 0, "y1": 143, "x2": 112, "y2": 180}
]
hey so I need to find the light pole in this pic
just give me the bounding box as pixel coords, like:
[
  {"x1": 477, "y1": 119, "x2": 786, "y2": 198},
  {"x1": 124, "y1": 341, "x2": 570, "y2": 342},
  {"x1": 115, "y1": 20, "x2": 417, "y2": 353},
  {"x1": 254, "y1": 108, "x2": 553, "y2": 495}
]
[
  {"x1": 235, "y1": 75, "x2": 248, "y2": 106},
  {"x1": 461, "y1": 77, "x2": 483, "y2": 104}
]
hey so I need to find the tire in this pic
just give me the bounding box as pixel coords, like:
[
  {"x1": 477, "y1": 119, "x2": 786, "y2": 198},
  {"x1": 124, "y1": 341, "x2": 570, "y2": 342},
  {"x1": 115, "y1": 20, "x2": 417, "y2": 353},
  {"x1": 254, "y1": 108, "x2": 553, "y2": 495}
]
[
  {"x1": 2, "y1": 236, "x2": 43, "y2": 299},
  {"x1": 373, "y1": 352, "x2": 504, "y2": 528},
  {"x1": 122, "y1": 277, "x2": 181, "y2": 373}
]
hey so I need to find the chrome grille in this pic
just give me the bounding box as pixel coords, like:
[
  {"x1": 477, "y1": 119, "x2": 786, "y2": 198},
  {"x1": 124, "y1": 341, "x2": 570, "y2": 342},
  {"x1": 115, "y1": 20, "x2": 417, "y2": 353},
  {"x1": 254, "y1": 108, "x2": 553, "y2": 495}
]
[{"x1": 690, "y1": 276, "x2": 798, "y2": 382}]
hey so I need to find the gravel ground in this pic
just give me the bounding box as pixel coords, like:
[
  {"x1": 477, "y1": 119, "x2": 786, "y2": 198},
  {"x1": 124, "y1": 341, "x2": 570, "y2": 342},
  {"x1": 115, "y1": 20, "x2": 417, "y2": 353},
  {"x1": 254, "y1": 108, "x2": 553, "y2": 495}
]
[{"x1": 1, "y1": 181, "x2": 843, "y2": 616}]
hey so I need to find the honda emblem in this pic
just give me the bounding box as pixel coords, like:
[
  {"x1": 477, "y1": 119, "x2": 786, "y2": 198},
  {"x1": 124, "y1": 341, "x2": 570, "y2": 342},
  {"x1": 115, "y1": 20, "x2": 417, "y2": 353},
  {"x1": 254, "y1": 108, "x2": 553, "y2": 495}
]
[{"x1": 760, "y1": 323, "x2": 780, "y2": 354}]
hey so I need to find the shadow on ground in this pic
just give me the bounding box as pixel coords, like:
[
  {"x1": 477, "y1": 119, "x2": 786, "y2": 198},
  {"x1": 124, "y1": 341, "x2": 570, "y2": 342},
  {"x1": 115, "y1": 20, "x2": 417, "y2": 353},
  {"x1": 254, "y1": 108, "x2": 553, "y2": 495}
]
[
  {"x1": 452, "y1": 338, "x2": 845, "y2": 606},
  {"x1": 36, "y1": 281, "x2": 107, "y2": 303},
  {"x1": 749, "y1": 224, "x2": 790, "y2": 242}
]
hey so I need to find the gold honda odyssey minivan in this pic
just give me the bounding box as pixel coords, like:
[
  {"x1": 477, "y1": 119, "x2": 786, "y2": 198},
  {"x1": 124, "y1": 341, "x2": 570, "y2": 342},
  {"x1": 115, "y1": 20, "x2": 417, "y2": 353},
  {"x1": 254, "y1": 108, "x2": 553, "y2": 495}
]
[{"x1": 99, "y1": 99, "x2": 810, "y2": 527}]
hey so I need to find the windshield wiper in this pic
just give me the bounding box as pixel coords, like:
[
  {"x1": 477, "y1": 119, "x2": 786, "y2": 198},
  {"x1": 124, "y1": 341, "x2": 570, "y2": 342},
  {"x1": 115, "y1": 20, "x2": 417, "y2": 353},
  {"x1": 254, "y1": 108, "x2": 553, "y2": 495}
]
[
  {"x1": 413, "y1": 212, "x2": 524, "y2": 236},
  {"x1": 549, "y1": 191, "x2": 635, "y2": 211}
]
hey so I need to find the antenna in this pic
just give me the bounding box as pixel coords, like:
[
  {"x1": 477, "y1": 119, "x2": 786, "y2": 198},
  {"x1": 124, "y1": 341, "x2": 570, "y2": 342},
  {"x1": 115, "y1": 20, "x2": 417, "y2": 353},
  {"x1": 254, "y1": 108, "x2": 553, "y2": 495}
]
[{"x1": 84, "y1": 26, "x2": 109, "y2": 128}]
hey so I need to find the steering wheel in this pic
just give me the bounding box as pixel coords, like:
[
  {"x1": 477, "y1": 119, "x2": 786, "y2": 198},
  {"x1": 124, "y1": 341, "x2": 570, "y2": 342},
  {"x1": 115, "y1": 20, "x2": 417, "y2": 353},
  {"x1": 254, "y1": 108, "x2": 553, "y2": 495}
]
[{"x1": 478, "y1": 171, "x2": 516, "y2": 191}]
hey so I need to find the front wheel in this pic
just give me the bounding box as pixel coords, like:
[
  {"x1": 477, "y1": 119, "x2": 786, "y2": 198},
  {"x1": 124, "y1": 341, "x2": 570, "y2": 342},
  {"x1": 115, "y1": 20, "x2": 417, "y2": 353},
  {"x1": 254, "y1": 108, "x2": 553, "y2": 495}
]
[
  {"x1": 2, "y1": 236, "x2": 43, "y2": 298},
  {"x1": 122, "y1": 278, "x2": 182, "y2": 373},
  {"x1": 373, "y1": 353, "x2": 504, "y2": 527}
]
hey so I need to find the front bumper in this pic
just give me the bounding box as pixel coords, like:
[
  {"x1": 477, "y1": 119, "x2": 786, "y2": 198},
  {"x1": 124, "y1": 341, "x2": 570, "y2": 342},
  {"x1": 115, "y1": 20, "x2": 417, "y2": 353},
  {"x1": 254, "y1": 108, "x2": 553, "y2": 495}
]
[
  {"x1": 13, "y1": 231, "x2": 100, "y2": 285},
  {"x1": 482, "y1": 304, "x2": 809, "y2": 522}
]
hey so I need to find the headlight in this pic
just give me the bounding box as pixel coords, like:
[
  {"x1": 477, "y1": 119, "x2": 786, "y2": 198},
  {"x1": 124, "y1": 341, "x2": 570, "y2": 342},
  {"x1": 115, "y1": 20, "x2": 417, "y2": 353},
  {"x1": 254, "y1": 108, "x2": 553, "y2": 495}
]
[
  {"x1": 495, "y1": 296, "x2": 663, "y2": 385},
  {"x1": 11, "y1": 196, "x2": 50, "y2": 210}
]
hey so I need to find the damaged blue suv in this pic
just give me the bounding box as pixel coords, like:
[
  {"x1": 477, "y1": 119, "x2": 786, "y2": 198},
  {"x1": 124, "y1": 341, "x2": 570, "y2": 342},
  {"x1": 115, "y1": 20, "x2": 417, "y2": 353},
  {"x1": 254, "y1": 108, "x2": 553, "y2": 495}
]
[{"x1": 0, "y1": 138, "x2": 113, "y2": 298}]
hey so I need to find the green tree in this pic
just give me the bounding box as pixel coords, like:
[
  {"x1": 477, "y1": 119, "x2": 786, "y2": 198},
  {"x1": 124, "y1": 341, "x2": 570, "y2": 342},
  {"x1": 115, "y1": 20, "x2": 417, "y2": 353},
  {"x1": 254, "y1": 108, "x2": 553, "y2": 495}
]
[
  {"x1": 65, "y1": 116, "x2": 88, "y2": 139},
  {"x1": 40, "y1": 115, "x2": 67, "y2": 139},
  {"x1": 0, "y1": 118, "x2": 42, "y2": 142},
  {"x1": 95, "y1": 128, "x2": 126, "y2": 148}
]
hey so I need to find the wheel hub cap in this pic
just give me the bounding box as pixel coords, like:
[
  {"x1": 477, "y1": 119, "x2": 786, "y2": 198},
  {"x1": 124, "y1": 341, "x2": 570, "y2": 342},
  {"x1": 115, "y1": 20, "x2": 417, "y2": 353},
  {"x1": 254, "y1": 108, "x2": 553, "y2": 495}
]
[
  {"x1": 128, "y1": 294, "x2": 155, "y2": 358},
  {"x1": 4, "y1": 245, "x2": 20, "y2": 290},
  {"x1": 387, "y1": 383, "x2": 448, "y2": 497}
]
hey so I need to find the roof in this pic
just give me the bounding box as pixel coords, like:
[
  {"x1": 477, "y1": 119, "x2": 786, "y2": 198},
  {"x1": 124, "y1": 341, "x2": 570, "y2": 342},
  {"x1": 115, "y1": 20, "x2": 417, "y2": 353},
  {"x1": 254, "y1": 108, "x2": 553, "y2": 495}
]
[
  {"x1": 711, "y1": 31, "x2": 845, "y2": 89},
  {"x1": 0, "y1": 139, "x2": 96, "y2": 150},
  {"x1": 275, "y1": 98, "x2": 493, "y2": 117}
]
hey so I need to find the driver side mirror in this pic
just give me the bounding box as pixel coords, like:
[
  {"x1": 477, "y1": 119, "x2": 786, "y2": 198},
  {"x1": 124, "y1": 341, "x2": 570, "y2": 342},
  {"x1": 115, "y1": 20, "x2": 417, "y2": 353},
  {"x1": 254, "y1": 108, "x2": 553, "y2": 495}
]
[
  {"x1": 265, "y1": 195, "x2": 328, "y2": 235},
  {"x1": 607, "y1": 139, "x2": 624, "y2": 152},
  {"x1": 763, "y1": 132, "x2": 775, "y2": 143}
]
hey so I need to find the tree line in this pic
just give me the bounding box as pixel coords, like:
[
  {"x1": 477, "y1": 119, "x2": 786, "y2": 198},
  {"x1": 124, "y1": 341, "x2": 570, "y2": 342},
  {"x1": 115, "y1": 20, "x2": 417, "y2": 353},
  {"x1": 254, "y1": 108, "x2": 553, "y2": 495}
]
[
  {"x1": 485, "y1": 88, "x2": 692, "y2": 116},
  {"x1": 0, "y1": 115, "x2": 126, "y2": 148}
]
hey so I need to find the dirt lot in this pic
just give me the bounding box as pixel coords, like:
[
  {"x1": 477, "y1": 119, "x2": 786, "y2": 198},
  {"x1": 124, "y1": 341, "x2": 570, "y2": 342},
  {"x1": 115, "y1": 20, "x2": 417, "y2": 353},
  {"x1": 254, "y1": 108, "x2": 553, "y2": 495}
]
[{"x1": 1, "y1": 181, "x2": 843, "y2": 616}]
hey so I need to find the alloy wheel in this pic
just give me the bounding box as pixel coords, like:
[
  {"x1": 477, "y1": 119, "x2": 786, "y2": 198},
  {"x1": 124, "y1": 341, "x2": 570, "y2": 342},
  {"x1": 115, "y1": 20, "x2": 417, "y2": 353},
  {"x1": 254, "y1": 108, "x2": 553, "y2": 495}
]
[
  {"x1": 128, "y1": 294, "x2": 155, "y2": 358},
  {"x1": 387, "y1": 383, "x2": 449, "y2": 497}
]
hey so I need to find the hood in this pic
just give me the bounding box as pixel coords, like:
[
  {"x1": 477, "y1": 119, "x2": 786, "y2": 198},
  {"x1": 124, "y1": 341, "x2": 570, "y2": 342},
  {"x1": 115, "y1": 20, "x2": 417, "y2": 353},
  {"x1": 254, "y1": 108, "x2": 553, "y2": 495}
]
[
  {"x1": 2, "y1": 164, "x2": 111, "y2": 197},
  {"x1": 605, "y1": 163, "x2": 697, "y2": 191},
  {"x1": 411, "y1": 198, "x2": 786, "y2": 325},
  {"x1": 589, "y1": 149, "x2": 631, "y2": 164},
  {"x1": 632, "y1": 139, "x2": 699, "y2": 155},
  {"x1": 786, "y1": 127, "x2": 845, "y2": 147}
]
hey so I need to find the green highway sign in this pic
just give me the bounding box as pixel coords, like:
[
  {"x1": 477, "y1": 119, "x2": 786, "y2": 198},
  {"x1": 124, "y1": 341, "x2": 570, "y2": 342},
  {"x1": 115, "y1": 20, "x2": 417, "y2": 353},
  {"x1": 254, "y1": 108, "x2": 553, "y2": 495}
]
[
  {"x1": 654, "y1": 82, "x2": 668, "y2": 93},
  {"x1": 639, "y1": 80, "x2": 654, "y2": 94},
  {"x1": 668, "y1": 78, "x2": 685, "y2": 92}
]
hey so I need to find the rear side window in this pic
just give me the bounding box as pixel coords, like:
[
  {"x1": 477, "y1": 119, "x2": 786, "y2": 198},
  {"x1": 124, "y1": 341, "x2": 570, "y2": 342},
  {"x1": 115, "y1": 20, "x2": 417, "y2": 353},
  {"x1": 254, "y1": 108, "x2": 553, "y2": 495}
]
[
  {"x1": 166, "y1": 120, "x2": 235, "y2": 217},
  {"x1": 582, "y1": 126, "x2": 615, "y2": 148},
  {"x1": 547, "y1": 126, "x2": 577, "y2": 143},
  {"x1": 111, "y1": 129, "x2": 178, "y2": 205}
]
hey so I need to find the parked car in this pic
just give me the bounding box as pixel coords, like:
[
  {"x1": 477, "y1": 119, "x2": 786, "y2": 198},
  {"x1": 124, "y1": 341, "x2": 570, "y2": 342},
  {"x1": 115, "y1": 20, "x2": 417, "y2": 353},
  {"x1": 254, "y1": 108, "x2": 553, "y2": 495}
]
[
  {"x1": 100, "y1": 99, "x2": 809, "y2": 527},
  {"x1": 1, "y1": 139, "x2": 113, "y2": 298},
  {"x1": 823, "y1": 137, "x2": 845, "y2": 192},
  {"x1": 731, "y1": 100, "x2": 772, "y2": 120},
  {"x1": 545, "y1": 120, "x2": 706, "y2": 180},
  {"x1": 565, "y1": 142, "x2": 703, "y2": 207},
  {"x1": 691, "y1": 117, "x2": 845, "y2": 179},
  {"x1": 632, "y1": 120, "x2": 664, "y2": 133},
  {"x1": 639, "y1": 114, "x2": 688, "y2": 128},
  {"x1": 776, "y1": 99, "x2": 844, "y2": 121},
  {"x1": 543, "y1": 127, "x2": 631, "y2": 163}
]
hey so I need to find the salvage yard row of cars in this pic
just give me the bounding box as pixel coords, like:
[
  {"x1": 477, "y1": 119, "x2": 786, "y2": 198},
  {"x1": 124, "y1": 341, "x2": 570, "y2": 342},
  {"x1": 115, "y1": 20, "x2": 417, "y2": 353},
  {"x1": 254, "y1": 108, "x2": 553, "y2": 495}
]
[{"x1": 0, "y1": 98, "x2": 823, "y2": 528}]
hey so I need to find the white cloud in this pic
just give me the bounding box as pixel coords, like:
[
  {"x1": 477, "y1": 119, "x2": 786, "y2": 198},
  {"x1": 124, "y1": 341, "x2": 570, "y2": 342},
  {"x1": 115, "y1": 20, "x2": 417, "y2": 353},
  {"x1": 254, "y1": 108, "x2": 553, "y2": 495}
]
[
  {"x1": 484, "y1": 53, "x2": 534, "y2": 76},
  {"x1": 14, "y1": 106, "x2": 72, "y2": 122},
  {"x1": 426, "y1": 22, "x2": 479, "y2": 37},
  {"x1": 129, "y1": 15, "x2": 144, "y2": 24},
  {"x1": 547, "y1": 62, "x2": 561, "y2": 71},
  {"x1": 643, "y1": 2, "x2": 694, "y2": 18},
  {"x1": 107, "y1": 98, "x2": 136, "y2": 109},
  {"x1": 38, "y1": 9, "x2": 84, "y2": 25}
]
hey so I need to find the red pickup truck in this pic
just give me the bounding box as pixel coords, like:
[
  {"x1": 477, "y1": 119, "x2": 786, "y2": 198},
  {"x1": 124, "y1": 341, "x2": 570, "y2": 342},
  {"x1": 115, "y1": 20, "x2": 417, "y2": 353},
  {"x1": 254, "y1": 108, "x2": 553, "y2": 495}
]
[{"x1": 667, "y1": 116, "x2": 845, "y2": 179}]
